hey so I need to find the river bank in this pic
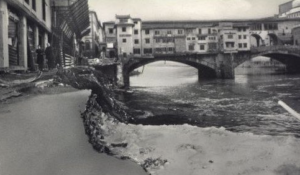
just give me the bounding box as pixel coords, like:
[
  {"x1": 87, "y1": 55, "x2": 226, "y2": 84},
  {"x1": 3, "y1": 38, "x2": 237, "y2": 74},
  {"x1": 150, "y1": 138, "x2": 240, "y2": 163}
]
[
  {"x1": 0, "y1": 89, "x2": 147, "y2": 175},
  {"x1": 56, "y1": 67, "x2": 300, "y2": 175}
]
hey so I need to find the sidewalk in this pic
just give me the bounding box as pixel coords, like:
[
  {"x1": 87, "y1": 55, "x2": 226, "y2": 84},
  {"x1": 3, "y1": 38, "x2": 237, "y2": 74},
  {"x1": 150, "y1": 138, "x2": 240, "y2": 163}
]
[{"x1": 0, "y1": 69, "x2": 58, "y2": 102}]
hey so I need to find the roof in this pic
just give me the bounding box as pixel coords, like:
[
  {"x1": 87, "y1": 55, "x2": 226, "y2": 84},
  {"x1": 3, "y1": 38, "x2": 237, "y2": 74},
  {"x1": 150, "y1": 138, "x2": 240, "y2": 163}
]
[
  {"x1": 132, "y1": 18, "x2": 142, "y2": 21},
  {"x1": 141, "y1": 17, "x2": 300, "y2": 29},
  {"x1": 116, "y1": 15, "x2": 131, "y2": 19}
]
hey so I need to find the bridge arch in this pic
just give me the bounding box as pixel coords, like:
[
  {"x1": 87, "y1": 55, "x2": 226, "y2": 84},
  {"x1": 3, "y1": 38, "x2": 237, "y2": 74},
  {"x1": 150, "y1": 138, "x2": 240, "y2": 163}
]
[
  {"x1": 251, "y1": 34, "x2": 264, "y2": 47},
  {"x1": 250, "y1": 51, "x2": 300, "y2": 73},
  {"x1": 123, "y1": 57, "x2": 218, "y2": 88},
  {"x1": 267, "y1": 33, "x2": 279, "y2": 46}
]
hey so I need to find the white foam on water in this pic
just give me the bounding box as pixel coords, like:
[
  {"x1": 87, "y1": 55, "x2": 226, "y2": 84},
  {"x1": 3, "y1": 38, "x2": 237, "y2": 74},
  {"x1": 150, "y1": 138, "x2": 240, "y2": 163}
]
[{"x1": 101, "y1": 117, "x2": 300, "y2": 175}]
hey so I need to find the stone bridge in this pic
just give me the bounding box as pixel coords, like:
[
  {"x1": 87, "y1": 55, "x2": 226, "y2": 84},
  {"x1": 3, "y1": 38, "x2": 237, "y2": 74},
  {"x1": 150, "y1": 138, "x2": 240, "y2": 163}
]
[{"x1": 121, "y1": 46, "x2": 300, "y2": 88}]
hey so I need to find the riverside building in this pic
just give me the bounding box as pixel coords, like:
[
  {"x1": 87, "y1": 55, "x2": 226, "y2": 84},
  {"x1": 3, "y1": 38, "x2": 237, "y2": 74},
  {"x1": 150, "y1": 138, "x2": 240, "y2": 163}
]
[{"x1": 0, "y1": 0, "x2": 52, "y2": 71}]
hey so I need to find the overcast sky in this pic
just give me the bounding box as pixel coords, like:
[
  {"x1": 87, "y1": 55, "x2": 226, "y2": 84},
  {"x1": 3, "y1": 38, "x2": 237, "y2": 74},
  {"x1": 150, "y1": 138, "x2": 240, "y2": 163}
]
[{"x1": 88, "y1": 0, "x2": 290, "y2": 22}]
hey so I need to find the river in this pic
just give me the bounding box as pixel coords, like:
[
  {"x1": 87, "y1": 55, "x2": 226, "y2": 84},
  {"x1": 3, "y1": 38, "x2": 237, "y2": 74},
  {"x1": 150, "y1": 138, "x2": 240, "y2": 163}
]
[{"x1": 127, "y1": 61, "x2": 300, "y2": 137}]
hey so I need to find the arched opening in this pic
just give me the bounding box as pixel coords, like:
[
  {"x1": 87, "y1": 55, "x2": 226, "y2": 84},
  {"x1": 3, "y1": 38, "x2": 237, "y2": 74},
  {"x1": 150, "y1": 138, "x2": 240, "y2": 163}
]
[
  {"x1": 125, "y1": 59, "x2": 217, "y2": 88},
  {"x1": 267, "y1": 34, "x2": 279, "y2": 46},
  {"x1": 250, "y1": 34, "x2": 264, "y2": 47}
]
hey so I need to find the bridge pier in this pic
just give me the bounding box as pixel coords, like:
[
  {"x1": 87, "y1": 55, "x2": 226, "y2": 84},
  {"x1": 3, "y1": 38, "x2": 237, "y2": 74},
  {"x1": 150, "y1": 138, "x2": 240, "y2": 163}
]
[{"x1": 216, "y1": 53, "x2": 235, "y2": 79}]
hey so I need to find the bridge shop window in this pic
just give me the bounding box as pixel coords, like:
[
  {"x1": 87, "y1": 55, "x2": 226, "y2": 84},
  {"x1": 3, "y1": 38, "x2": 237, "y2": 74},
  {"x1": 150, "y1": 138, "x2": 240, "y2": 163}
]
[
  {"x1": 168, "y1": 47, "x2": 174, "y2": 52},
  {"x1": 145, "y1": 38, "x2": 150, "y2": 44},
  {"x1": 198, "y1": 36, "x2": 206, "y2": 40},
  {"x1": 134, "y1": 30, "x2": 139, "y2": 35},
  {"x1": 225, "y1": 42, "x2": 234, "y2": 48},
  {"x1": 188, "y1": 44, "x2": 195, "y2": 51},
  {"x1": 200, "y1": 44, "x2": 205, "y2": 50},
  {"x1": 133, "y1": 48, "x2": 141, "y2": 54},
  {"x1": 144, "y1": 48, "x2": 152, "y2": 54},
  {"x1": 145, "y1": 29, "x2": 150, "y2": 35},
  {"x1": 198, "y1": 29, "x2": 202, "y2": 34}
]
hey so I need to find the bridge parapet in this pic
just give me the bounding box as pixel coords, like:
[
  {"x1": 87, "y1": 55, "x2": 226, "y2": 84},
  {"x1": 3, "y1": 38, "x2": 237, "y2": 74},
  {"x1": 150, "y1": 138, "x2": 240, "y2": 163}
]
[{"x1": 251, "y1": 46, "x2": 300, "y2": 56}]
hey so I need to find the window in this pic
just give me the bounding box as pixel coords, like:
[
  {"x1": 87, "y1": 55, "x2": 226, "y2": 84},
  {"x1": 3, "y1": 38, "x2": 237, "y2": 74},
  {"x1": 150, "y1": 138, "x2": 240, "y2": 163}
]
[
  {"x1": 32, "y1": 0, "x2": 36, "y2": 10},
  {"x1": 189, "y1": 44, "x2": 194, "y2": 51},
  {"x1": 120, "y1": 19, "x2": 128, "y2": 23},
  {"x1": 155, "y1": 31, "x2": 160, "y2": 35},
  {"x1": 133, "y1": 48, "x2": 141, "y2": 54},
  {"x1": 228, "y1": 35, "x2": 233, "y2": 39},
  {"x1": 134, "y1": 30, "x2": 139, "y2": 35},
  {"x1": 208, "y1": 28, "x2": 211, "y2": 34},
  {"x1": 42, "y1": 0, "x2": 46, "y2": 21},
  {"x1": 243, "y1": 28, "x2": 247, "y2": 32},
  {"x1": 25, "y1": 0, "x2": 29, "y2": 4},
  {"x1": 243, "y1": 43, "x2": 248, "y2": 48},
  {"x1": 155, "y1": 48, "x2": 161, "y2": 52},
  {"x1": 145, "y1": 29, "x2": 150, "y2": 35},
  {"x1": 134, "y1": 21, "x2": 138, "y2": 24},
  {"x1": 178, "y1": 30, "x2": 183, "y2": 34},
  {"x1": 199, "y1": 29, "x2": 202, "y2": 34},
  {"x1": 238, "y1": 35, "x2": 242, "y2": 39},
  {"x1": 187, "y1": 37, "x2": 191, "y2": 40},
  {"x1": 200, "y1": 44, "x2": 205, "y2": 50},
  {"x1": 85, "y1": 40, "x2": 91, "y2": 50},
  {"x1": 198, "y1": 36, "x2": 206, "y2": 40},
  {"x1": 122, "y1": 27, "x2": 126, "y2": 32},
  {"x1": 144, "y1": 48, "x2": 152, "y2": 54},
  {"x1": 243, "y1": 35, "x2": 247, "y2": 39},
  {"x1": 122, "y1": 38, "x2": 127, "y2": 43},
  {"x1": 239, "y1": 43, "x2": 243, "y2": 48},
  {"x1": 168, "y1": 47, "x2": 174, "y2": 52},
  {"x1": 226, "y1": 42, "x2": 234, "y2": 48},
  {"x1": 109, "y1": 28, "x2": 114, "y2": 34},
  {"x1": 145, "y1": 38, "x2": 150, "y2": 43},
  {"x1": 167, "y1": 31, "x2": 172, "y2": 35},
  {"x1": 155, "y1": 38, "x2": 160, "y2": 43},
  {"x1": 208, "y1": 43, "x2": 217, "y2": 50},
  {"x1": 134, "y1": 39, "x2": 139, "y2": 44},
  {"x1": 192, "y1": 37, "x2": 196, "y2": 40}
]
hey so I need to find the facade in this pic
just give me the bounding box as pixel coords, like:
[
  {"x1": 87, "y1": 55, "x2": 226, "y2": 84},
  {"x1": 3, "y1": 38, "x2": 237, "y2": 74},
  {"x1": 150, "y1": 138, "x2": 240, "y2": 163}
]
[
  {"x1": 0, "y1": 0, "x2": 52, "y2": 70},
  {"x1": 0, "y1": 0, "x2": 90, "y2": 71},
  {"x1": 103, "y1": 21, "x2": 117, "y2": 58},
  {"x1": 104, "y1": 17, "x2": 254, "y2": 57},
  {"x1": 279, "y1": 0, "x2": 300, "y2": 18},
  {"x1": 81, "y1": 11, "x2": 105, "y2": 59}
]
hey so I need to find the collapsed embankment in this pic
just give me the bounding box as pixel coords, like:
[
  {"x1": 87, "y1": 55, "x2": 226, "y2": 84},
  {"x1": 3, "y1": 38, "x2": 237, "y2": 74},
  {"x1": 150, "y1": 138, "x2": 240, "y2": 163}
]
[{"x1": 58, "y1": 67, "x2": 300, "y2": 175}]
